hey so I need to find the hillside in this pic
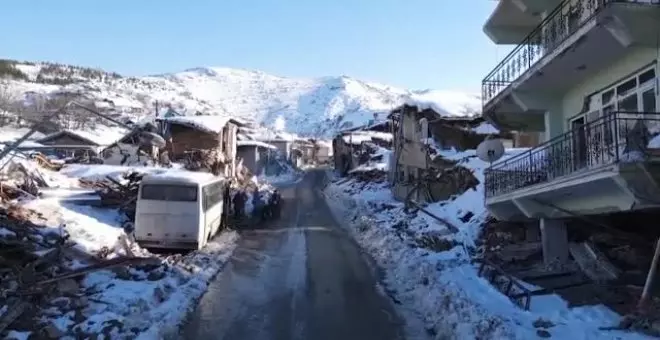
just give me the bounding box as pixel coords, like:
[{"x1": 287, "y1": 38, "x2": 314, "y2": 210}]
[{"x1": 0, "y1": 59, "x2": 481, "y2": 138}]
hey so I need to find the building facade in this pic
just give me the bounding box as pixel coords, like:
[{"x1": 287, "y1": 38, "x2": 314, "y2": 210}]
[{"x1": 482, "y1": 0, "x2": 660, "y2": 265}]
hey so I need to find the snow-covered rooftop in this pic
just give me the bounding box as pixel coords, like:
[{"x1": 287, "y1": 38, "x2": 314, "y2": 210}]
[
  {"x1": 39, "y1": 127, "x2": 128, "y2": 146},
  {"x1": 236, "y1": 140, "x2": 277, "y2": 149},
  {"x1": 0, "y1": 128, "x2": 46, "y2": 142},
  {"x1": 342, "y1": 131, "x2": 393, "y2": 144},
  {"x1": 472, "y1": 121, "x2": 500, "y2": 135},
  {"x1": 142, "y1": 169, "x2": 221, "y2": 184},
  {"x1": 395, "y1": 90, "x2": 481, "y2": 118},
  {"x1": 158, "y1": 115, "x2": 237, "y2": 134}
]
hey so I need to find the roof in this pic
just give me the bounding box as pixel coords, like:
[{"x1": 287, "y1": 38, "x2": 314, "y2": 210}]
[
  {"x1": 471, "y1": 121, "x2": 500, "y2": 135},
  {"x1": 236, "y1": 140, "x2": 277, "y2": 149},
  {"x1": 156, "y1": 115, "x2": 245, "y2": 134},
  {"x1": 341, "y1": 120, "x2": 390, "y2": 133},
  {"x1": 38, "y1": 127, "x2": 128, "y2": 146},
  {"x1": 342, "y1": 131, "x2": 393, "y2": 145},
  {"x1": 141, "y1": 169, "x2": 222, "y2": 185}
]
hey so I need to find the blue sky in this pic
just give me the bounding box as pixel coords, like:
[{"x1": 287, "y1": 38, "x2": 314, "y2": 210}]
[{"x1": 2, "y1": 0, "x2": 511, "y2": 93}]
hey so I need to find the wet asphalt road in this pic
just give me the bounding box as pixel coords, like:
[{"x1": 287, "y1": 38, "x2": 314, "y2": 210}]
[{"x1": 180, "y1": 170, "x2": 405, "y2": 340}]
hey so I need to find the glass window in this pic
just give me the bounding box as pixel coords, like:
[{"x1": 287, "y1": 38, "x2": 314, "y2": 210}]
[
  {"x1": 617, "y1": 78, "x2": 637, "y2": 98},
  {"x1": 141, "y1": 184, "x2": 198, "y2": 202},
  {"x1": 202, "y1": 181, "x2": 224, "y2": 211},
  {"x1": 642, "y1": 88, "x2": 656, "y2": 113},
  {"x1": 639, "y1": 69, "x2": 656, "y2": 86},
  {"x1": 618, "y1": 94, "x2": 638, "y2": 112},
  {"x1": 601, "y1": 89, "x2": 614, "y2": 105}
]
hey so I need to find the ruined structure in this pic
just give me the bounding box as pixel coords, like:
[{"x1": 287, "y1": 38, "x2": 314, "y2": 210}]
[
  {"x1": 389, "y1": 103, "x2": 502, "y2": 203},
  {"x1": 156, "y1": 115, "x2": 242, "y2": 177}
]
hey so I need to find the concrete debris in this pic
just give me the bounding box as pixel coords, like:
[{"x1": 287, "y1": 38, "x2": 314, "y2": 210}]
[
  {"x1": 569, "y1": 242, "x2": 620, "y2": 282},
  {"x1": 0, "y1": 203, "x2": 161, "y2": 338},
  {"x1": 78, "y1": 171, "x2": 144, "y2": 221}
]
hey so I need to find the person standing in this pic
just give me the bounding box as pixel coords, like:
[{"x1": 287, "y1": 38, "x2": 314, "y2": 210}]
[
  {"x1": 233, "y1": 189, "x2": 246, "y2": 220},
  {"x1": 221, "y1": 181, "x2": 232, "y2": 229}
]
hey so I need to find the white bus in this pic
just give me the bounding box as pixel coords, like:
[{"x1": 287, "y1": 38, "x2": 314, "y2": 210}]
[{"x1": 134, "y1": 171, "x2": 226, "y2": 250}]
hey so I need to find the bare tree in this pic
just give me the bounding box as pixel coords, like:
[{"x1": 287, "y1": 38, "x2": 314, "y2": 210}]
[{"x1": 0, "y1": 82, "x2": 18, "y2": 126}]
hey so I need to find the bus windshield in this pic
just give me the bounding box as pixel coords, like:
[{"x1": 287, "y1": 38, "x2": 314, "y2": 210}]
[{"x1": 141, "y1": 184, "x2": 198, "y2": 202}]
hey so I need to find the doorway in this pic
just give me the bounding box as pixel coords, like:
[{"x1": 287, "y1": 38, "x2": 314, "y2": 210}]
[{"x1": 570, "y1": 116, "x2": 588, "y2": 171}]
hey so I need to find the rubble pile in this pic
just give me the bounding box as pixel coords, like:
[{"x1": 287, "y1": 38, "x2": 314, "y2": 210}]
[
  {"x1": 30, "y1": 153, "x2": 64, "y2": 171},
  {"x1": 1, "y1": 161, "x2": 50, "y2": 200},
  {"x1": 183, "y1": 149, "x2": 224, "y2": 175},
  {"x1": 349, "y1": 168, "x2": 387, "y2": 182},
  {"x1": 78, "y1": 171, "x2": 144, "y2": 221},
  {"x1": 0, "y1": 204, "x2": 160, "y2": 339}
]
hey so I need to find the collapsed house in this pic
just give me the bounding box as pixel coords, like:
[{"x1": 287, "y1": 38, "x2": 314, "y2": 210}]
[
  {"x1": 101, "y1": 124, "x2": 163, "y2": 166},
  {"x1": 313, "y1": 139, "x2": 332, "y2": 164},
  {"x1": 332, "y1": 120, "x2": 393, "y2": 175},
  {"x1": 389, "y1": 103, "x2": 508, "y2": 204},
  {"x1": 155, "y1": 115, "x2": 242, "y2": 177},
  {"x1": 292, "y1": 139, "x2": 315, "y2": 165}
]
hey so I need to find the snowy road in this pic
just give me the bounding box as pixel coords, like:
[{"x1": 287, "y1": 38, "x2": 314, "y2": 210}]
[{"x1": 179, "y1": 170, "x2": 405, "y2": 340}]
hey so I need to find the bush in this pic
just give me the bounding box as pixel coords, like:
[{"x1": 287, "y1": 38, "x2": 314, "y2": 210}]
[{"x1": 0, "y1": 59, "x2": 28, "y2": 80}]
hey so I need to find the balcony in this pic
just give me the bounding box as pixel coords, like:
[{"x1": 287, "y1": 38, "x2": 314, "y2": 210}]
[
  {"x1": 482, "y1": 0, "x2": 660, "y2": 108},
  {"x1": 485, "y1": 112, "x2": 660, "y2": 220}
]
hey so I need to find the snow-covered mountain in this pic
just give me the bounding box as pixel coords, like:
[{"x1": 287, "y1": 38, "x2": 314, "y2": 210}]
[{"x1": 0, "y1": 60, "x2": 481, "y2": 138}]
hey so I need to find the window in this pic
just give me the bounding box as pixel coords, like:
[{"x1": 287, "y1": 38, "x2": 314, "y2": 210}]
[
  {"x1": 618, "y1": 94, "x2": 638, "y2": 112},
  {"x1": 643, "y1": 88, "x2": 656, "y2": 112},
  {"x1": 639, "y1": 69, "x2": 655, "y2": 86},
  {"x1": 202, "y1": 180, "x2": 224, "y2": 211},
  {"x1": 141, "y1": 184, "x2": 198, "y2": 202}
]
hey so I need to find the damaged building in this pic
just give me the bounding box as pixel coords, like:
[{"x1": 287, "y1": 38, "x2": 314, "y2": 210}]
[
  {"x1": 332, "y1": 120, "x2": 393, "y2": 176},
  {"x1": 478, "y1": 0, "x2": 660, "y2": 327},
  {"x1": 389, "y1": 103, "x2": 506, "y2": 204},
  {"x1": 155, "y1": 115, "x2": 242, "y2": 177}
]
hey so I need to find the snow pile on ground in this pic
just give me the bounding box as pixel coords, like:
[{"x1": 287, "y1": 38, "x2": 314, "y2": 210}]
[
  {"x1": 2, "y1": 61, "x2": 481, "y2": 138},
  {"x1": 0, "y1": 160, "x2": 239, "y2": 339},
  {"x1": 323, "y1": 149, "x2": 648, "y2": 340}
]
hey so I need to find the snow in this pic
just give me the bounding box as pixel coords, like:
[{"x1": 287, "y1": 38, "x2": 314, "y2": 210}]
[
  {"x1": 59, "y1": 164, "x2": 184, "y2": 182},
  {"x1": 648, "y1": 134, "x2": 660, "y2": 149},
  {"x1": 38, "y1": 126, "x2": 128, "y2": 146},
  {"x1": 401, "y1": 90, "x2": 481, "y2": 118},
  {"x1": 4, "y1": 159, "x2": 240, "y2": 339},
  {"x1": 472, "y1": 121, "x2": 500, "y2": 135},
  {"x1": 323, "y1": 148, "x2": 645, "y2": 340},
  {"x1": 258, "y1": 171, "x2": 302, "y2": 185},
  {"x1": 157, "y1": 115, "x2": 234, "y2": 134},
  {"x1": 11, "y1": 140, "x2": 45, "y2": 148},
  {"x1": 0, "y1": 127, "x2": 45, "y2": 142},
  {"x1": 342, "y1": 131, "x2": 393, "y2": 144},
  {"x1": 142, "y1": 169, "x2": 221, "y2": 184},
  {"x1": 3, "y1": 62, "x2": 481, "y2": 139},
  {"x1": 236, "y1": 140, "x2": 277, "y2": 149}
]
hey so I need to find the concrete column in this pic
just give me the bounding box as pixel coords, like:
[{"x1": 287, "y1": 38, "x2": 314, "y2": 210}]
[{"x1": 540, "y1": 218, "x2": 569, "y2": 266}]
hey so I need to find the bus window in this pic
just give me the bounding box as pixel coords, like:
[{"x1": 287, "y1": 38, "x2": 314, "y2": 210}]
[
  {"x1": 202, "y1": 181, "x2": 224, "y2": 211},
  {"x1": 141, "y1": 184, "x2": 198, "y2": 202}
]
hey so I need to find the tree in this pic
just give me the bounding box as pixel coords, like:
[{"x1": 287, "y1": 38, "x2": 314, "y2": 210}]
[{"x1": 0, "y1": 82, "x2": 18, "y2": 126}]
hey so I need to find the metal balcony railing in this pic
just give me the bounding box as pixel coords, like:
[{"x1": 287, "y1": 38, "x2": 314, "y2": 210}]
[
  {"x1": 484, "y1": 112, "x2": 660, "y2": 198},
  {"x1": 481, "y1": 0, "x2": 660, "y2": 107}
]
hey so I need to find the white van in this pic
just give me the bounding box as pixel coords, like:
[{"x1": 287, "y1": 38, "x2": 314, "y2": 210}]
[{"x1": 134, "y1": 171, "x2": 226, "y2": 250}]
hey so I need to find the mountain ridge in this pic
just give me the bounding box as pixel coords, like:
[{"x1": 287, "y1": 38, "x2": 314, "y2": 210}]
[{"x1": 0, "y1": 59, "x2": 481, "y2": 138}]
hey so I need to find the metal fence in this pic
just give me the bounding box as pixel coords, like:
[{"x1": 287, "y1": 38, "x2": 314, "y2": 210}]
[
  {"x1": 484, "y1": 112, "x2": 660, "y2": 198},
  {"x1": 481, "y1": 0, "x2": 660, "y2": 106}
]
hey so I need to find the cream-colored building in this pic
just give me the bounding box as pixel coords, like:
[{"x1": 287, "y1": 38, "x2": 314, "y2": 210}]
[{"x1": 482, "y1": 0, "x2": 660, "y2": 265}]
